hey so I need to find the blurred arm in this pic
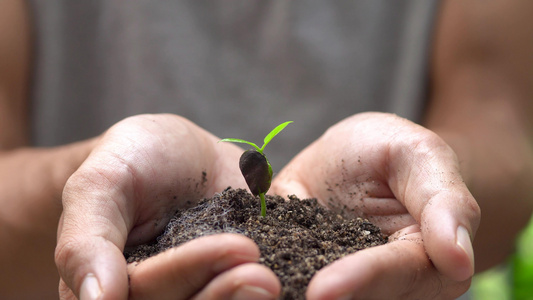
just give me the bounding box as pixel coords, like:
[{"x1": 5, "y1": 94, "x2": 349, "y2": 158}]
[
  {"x1": 0, "y1": 1, "x2": 97, "y2": 298},
  {"x1": 426, "y1": 0, "x2": 533, "y2": 272},
  {"x1": 0, "y1": 0, "x2": 30, "y2": 148}
]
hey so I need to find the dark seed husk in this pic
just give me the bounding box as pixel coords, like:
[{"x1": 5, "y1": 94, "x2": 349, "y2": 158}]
[{"x1": 239, "y1": 150, "x2": 272, "y2": 196}]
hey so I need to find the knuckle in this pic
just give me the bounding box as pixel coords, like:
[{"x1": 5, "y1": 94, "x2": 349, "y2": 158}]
[
  {"x1": 409, "y1": 131, "x2": 454, "y2": 160},
  {"x1": 54, "y1": 236, "x2": 79, "y2": 271}
]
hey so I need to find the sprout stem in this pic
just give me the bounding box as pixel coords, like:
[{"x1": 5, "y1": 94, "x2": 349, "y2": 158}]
[{"x1": 259, "y1": 193, "x2": 266, "y2": 217}]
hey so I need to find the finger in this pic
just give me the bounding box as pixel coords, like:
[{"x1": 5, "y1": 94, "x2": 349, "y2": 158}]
[
  {"x1": 59, "y1": 274, "x2": 110, "y2": 300},
  {"x1": 386, "y1": 126, "x2": 480, "y2": 281},
  {"x1": 127, "y1": 234, "x2": 262, "y2": 300},
  {"x1": 366, "y1": 213, "x2": 416, "y2": 235},
  {"x1": 271, "y1": 165, "x2": 313, "y2": 199},
  {"x1": 56, "y1": 176, "x2": 131, "y2": 300},
  {"x1": 191, "y1": 264, "x2": 280, "y2": 300},
  {"x1": 306, "y1": 232, "x2": 471, "y2": 300},
  {"x1": 59, "y1": 278, "x2": 75, "y2": 300},
  {"x1": 344, "y1": 197, "x2": 416, "y2": 235}
]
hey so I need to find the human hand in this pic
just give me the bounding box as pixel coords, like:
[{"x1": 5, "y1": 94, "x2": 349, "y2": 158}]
[
  {"x1": 272, "y1": 112, "x2": 480, "y2": 299},
  {"x1": 55, "y1": 114, "x2": 280, "y2": 299}
]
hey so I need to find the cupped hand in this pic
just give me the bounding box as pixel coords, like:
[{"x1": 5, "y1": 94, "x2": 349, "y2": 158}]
[
  {"x1": 55, "y1": 114, "x2": 280, "y2": 299},
  {"x1": 272, "y1": 112, "x2": 481, "y2": 299}
]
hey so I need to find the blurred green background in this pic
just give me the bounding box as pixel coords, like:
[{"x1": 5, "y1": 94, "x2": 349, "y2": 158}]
[{"x1": 472, "y1": 216, "x2": 533, "y2": 300}]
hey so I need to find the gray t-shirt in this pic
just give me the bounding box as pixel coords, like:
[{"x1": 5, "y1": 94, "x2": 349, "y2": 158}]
[{"x1": 28, "y1": 1, "x2": 438, "y2": 170}]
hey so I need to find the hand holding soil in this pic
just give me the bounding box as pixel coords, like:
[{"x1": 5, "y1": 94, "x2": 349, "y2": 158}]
[
  {"x1": 56, "y1": 113, "x2": 480, "y2": 300},
  {"x1": 56, "y1": 114, "x2": 272, "y2": 299},
  {"x1": 272, "y1": 112, "x2": 480, "y2": 299}
]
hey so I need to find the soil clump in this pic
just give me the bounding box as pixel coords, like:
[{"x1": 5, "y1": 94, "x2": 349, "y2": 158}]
[{"x1": 125, "y1": 188, "x2": 387, "y2": 299}]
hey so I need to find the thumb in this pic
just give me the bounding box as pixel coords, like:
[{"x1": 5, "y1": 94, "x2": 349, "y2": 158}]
[
  {"x1": 270, "y1": 144, "x2": 319, "y2": 199},
  {"x1": 55, "y1": 167, "x2": 131, "y2": 300},
  {"x1": 271, "y1": 166, "x2": 312, "y2": 200},
  {"x1": 387, "y1": 129, "x2": 480, "y2": 282},
  {"x1": 56, "y1": 233, "x2": 127, "y2": 300}
]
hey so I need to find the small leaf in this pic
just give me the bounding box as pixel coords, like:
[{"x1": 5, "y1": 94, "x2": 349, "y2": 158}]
[
  {"x1": 219, "y1": 138, "x2": 261, "y2": 152},
  {"x1": 261, "y1": 121, "x2": 293, "y2": 152},
  {"x1": 239, "y1": 150, "x2": 272, "y2": 196}
]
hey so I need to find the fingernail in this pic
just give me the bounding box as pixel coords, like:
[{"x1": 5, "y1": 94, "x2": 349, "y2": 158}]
[
  {"x1": 231, "y1": 285, "x2": 275, "y2": 300},
  {"x1": 456, "y1": 226, "x2": 475, "y2": 276},
  {"x1": 80, "y1": 273, "x2": 102, "y2": 300}
]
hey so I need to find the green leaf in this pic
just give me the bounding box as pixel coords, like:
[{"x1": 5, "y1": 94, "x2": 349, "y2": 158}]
[
  {"x1": 219, "y1": 138, "x2": 261, "y2": 152},
  {"x1": 260, "y1": 121, "x2": 293, "y2": 152}
]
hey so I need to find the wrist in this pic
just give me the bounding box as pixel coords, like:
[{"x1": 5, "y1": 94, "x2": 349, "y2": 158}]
[{"x1": 0, "y1": 137, "x2": 99, "y2": 232}]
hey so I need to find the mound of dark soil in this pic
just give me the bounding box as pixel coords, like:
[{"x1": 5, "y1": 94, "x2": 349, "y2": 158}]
[{"x1": 125, "y1": 188, "x2": 387, "y2": 299}]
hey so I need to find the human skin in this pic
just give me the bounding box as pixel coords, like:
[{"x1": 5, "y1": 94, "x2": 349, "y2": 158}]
[
  {"x1": 0, "y1": 0, "x2": 532, "y2": 299},
  {"x1": 56, "y1": 113, "x2": 479, "y2": 300},
  {"x1": 272, "y1": 112, "x2": 480, "y2": 299}
]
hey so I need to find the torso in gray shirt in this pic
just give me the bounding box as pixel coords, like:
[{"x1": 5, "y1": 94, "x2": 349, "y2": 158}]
[{"x1": 28, "y1": 1, "x2": 438, "y2": 170}]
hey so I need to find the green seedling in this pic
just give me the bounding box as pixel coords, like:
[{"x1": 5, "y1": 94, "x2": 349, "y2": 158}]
[{"x1": 220, "y1": 121, "x2": 293, "y2": 217}]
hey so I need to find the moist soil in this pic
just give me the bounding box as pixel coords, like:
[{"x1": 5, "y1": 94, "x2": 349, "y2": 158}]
[{"x1": 125, "y1": 187, "x2": 387, "y2": 299}]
